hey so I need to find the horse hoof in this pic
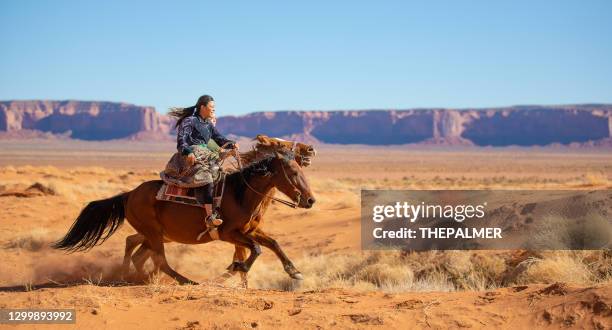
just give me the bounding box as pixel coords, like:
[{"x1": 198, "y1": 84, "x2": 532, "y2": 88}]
[
  {"x1": 229, "y1": 261, "x2": 249, "y2": 273},
  {"x1": 181, "y1": 280, "x2": 199, "y2": 286},
  {"x1": 290, "y1": 272, "x2": 304, "y2": 280},
  {"x1": 236, "y1": 263, "x2": 249, "y2": 273}
]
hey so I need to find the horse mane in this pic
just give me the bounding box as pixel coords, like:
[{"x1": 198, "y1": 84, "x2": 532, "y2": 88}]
[
  {"x1": 226, "y1": 142, "x2": 295, "y2": 175},
  {"x1": 225, "y1": 154, "x2": 275, "y2": 205},
  {"x1": 224, "y1": 143, "x2": 295, "y2": 209},
  {"x1": 237, "y1": 148, "x2": 259, "y2": 165},
  {"x1": 236, "y1": 143, "x2": 279, "y2": 165}
]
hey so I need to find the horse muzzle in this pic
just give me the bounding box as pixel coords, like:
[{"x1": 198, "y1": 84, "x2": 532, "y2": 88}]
[{"x1": 299, "y1": 196, "x2": 316, "y2": 209}]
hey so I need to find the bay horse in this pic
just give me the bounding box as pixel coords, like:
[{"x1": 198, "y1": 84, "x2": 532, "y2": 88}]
[
  {"x1": 120, "y1": 135, "x2": 317, "y2": 287},
  {"x1": 52, "y1": 147, "x2": 315, "y2": 285}
]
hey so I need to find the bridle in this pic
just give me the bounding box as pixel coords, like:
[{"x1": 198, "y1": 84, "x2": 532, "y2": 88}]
[{"x1": 231, "y1": 143, "x2": 302, "y2": 209}]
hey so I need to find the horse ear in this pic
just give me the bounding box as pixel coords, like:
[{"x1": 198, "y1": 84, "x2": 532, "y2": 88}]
[
  {"x1": 274, "y1": 151, "x2": 283, "y2": 159},
  {"x1": 295, "y1": 143, "x2": 316, "y2": 157}
]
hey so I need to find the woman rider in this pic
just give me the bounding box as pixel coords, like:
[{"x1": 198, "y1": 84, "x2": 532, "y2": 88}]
[{"x1": 166, "y1": 94, "x2": 239, "y2": 227}]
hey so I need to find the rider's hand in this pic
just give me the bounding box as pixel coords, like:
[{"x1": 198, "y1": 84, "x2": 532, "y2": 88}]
[{"x1": 186, "y1": 153, "x2": 196, "y2": 166}]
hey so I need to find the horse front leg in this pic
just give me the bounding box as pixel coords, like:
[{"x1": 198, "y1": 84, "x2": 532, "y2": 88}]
[
  {"x1": 220, "y1": 230, "x2": 261, "y2": 274},
  {"x1": 251, "y1": 229, "x2": 303, "y2": 280}
]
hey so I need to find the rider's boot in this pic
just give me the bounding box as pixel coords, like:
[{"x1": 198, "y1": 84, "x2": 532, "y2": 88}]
[{"x1": 203, "y1": 203, "x2": 223, "y2": 227}]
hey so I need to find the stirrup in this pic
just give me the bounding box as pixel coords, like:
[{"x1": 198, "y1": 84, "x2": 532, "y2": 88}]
[{"x1": 206, "y1": 214, "x2": 223, "y2": 227}]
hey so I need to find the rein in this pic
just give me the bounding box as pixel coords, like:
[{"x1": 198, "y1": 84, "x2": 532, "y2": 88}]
[{"x1": 233, "y1": 148, "x2": 300, "y2": 209}]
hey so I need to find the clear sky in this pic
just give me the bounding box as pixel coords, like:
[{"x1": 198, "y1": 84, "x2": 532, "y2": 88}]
[{"x1": 1, "y1": 1, "x2": 611, "y2": 115}]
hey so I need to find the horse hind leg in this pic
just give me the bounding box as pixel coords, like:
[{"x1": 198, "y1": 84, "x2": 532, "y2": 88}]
[
  {"x1": 132, "y1": 242, "x2": 153, "y2": 279},
  {"x1": 121, "y1": 234, "x2": 146, "y2": 279},
  {"x1": 148, "y1": 235, "x2": 198, "y2": 285}
]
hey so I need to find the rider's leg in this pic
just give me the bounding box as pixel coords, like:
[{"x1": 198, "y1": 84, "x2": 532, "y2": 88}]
[{"x1": 195, "y1": 184, "x2": 222, "y2": 226}]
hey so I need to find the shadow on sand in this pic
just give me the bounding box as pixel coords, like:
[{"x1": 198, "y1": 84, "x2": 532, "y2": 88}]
[{"x1": 0, "y1": 278, "x2": 149, "y2": 292}]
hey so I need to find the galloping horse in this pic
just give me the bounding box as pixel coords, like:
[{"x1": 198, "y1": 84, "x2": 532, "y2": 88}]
[
  {"x1": 52, "y1": 145, "x2": 315, "y2": 285},
  {"x1": 120, "y1": 135, "x2": 317, "y2": 287}
]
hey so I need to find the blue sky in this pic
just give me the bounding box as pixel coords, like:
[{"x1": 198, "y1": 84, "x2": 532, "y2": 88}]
[{"x1": 1, "y1": 1, "x2": 611, "y2": 115}]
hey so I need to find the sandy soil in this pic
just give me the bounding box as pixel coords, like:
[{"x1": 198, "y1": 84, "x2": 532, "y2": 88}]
[
  {"x1": 1, "y1": 282, "x2": 610, "y2": 329},
  {"x1": 0, "y1": 140, "x2": 610, "y2": 329}
]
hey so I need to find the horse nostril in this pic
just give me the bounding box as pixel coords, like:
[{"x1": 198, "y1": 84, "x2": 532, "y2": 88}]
[{"x1": 307, "y1": 197, "x2": 316, "y2": 206}]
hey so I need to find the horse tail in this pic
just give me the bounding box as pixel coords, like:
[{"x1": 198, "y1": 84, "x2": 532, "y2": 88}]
[{"x1": 52, "y1": 192, "x2": 129, "y2": 252}]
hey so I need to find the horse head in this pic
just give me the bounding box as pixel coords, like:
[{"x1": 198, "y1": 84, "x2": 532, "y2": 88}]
[{"x1": 267, "y1": 148, "x2": 316, "y2": 209}]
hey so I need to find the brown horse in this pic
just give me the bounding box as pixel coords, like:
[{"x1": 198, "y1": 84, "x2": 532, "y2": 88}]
[
  {"x1": 52, "y1": 147, "x2": 315, "y2": 285},
  {"x1": 121, "y1": 136, "x2": 316, "y2": 287}
]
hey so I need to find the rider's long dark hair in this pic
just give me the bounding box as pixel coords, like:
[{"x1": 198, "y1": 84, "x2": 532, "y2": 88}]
[{"x1": 168, "y1": 94, "x2": 214, "y2": 128}]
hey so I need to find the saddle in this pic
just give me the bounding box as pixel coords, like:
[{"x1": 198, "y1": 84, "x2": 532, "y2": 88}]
[
  {"x1": 156, "y1": 162, "x2": 228, "y2": 241},
  {"x1": 155, "y1": 172, "x2": 227, "y2": 208},
  {"x1": 156, "y1": 143, "x2": 234, "y2": 208}
]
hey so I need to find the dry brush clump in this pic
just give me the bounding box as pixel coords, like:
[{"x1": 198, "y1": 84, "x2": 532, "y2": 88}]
[
  {"x1": 514, "y1": 252, "x2": 594, "y2": 285},
  {"x1": 3, "y1": 228, "x2": 53, "y2": 251},
  {"x1": 527, "y1": 213, "x2": 612, "y2": 250},
  {"x1": 581, "y1": 172, "x2": 611, "y2": 188},
  {"x1": 498, "y1": 213, "x2": 611, "y2": 286}
]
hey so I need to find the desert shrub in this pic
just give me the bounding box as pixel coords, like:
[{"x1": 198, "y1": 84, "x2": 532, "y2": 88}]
[
  {"x1": 527, "y1": 213, "x2": 612, "y2": 250},
  {"x1": 516, "y1": 252, "x2": 593, "y2": 285},
  {"x1": 4, "y1": 228, "x2": 52, "y2": 251}
]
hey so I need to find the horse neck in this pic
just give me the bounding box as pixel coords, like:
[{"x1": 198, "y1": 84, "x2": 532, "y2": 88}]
[{"x1": 238, "y1": 174, "x2": 275, "y2": 215}]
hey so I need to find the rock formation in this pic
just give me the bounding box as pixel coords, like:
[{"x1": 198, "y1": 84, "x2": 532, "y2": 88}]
[
  {"x1": 0, "y1": 100, "x2": 172, "y2": 140},
  {"x1": 218, "y1": 105, "x2": 612, "y2": 146},
  {"x1": 1, "y1": 100, "x2": 610, "y2": 146}
]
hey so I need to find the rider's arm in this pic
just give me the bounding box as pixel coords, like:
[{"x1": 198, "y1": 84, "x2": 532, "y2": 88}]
[
  {"x1": 210, "y1": 124, "x2": 235, "y2": 149},
  {"x1": 177, "y1": 116, "x2": 195, "y2": 156}
]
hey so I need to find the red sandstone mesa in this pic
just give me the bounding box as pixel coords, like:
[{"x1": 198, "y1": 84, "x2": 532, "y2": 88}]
[{"x1": 1, "y1": 100, "x2": 611, "y2": 146}]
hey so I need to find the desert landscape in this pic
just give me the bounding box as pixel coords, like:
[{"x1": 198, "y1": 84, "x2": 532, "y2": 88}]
[
  {"x1": 0, "y1": 139, "x2": 610, "y2": 329},
  {"x1": 3, "y1": 0, "x2": 612, "y2": 326}
]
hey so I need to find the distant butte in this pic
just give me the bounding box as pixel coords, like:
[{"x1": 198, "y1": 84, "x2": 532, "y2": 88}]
[{"x1": 1, "y1": 100, "x2": 611, "y2": 147}]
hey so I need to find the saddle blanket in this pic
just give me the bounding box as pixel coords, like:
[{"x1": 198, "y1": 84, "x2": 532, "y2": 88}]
[{"x1": 155, "y1": 183, "x2": 202, "y2": 207}]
